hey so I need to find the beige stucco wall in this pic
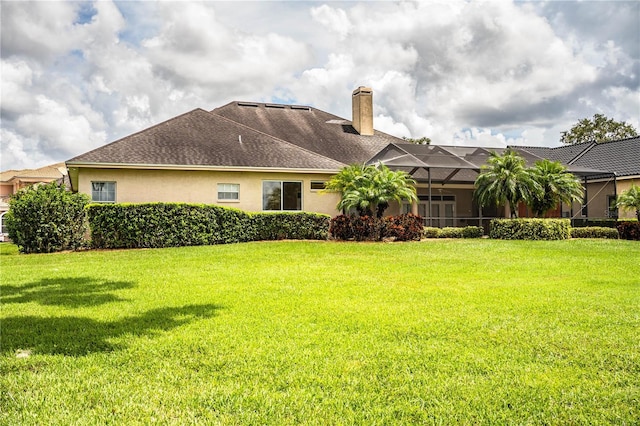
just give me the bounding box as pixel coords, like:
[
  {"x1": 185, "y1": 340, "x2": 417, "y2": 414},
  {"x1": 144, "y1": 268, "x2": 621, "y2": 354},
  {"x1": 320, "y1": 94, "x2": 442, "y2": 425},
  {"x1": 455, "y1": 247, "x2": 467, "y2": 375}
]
[
  {"x1": 76, "y1": 168, "x2": 342, "y2": 216},
  {"x1": 615, "y1": 177, "x2": 639, "y2": 220},
  {"x1": 565, "y1": 179, "x2": 637, "y2": 220}
]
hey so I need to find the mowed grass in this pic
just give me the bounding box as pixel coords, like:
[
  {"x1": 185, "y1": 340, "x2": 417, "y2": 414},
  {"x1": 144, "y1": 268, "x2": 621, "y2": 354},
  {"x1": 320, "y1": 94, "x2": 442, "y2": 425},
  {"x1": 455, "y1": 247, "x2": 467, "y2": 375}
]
[{"x1": 1, "y1": 239, "x2": 638, "y2": 425}]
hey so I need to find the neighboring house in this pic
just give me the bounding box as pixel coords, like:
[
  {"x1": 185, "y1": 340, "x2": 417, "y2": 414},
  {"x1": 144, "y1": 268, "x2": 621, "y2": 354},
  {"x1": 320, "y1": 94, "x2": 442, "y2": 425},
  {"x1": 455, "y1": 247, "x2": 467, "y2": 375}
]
[
  {"x1": 66, "y1": 87, "x2": 638, "y2": 226},
  {"x1": 0, "y1": 163, "x2": 68, "y2": 241},
  {"x1": 520, "y1": 137, "x2": 640, "y2": 220}
]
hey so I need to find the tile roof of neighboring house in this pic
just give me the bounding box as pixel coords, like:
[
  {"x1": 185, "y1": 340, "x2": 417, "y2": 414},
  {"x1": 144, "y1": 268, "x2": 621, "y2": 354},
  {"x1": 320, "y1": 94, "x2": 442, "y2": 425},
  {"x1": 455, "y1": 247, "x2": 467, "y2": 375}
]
[
  {"x1": 517, "y1": 136, "x2": 640, "y2": 178},
  {"x1": 569, "y1": 137, "x2": 640, "y2": 177},
  {"x1": 67, "y1": 109, "x2": 347, "y2": 171},
  {"x1": 0, "y1": 163, "x2": 67, "y2": 182}
]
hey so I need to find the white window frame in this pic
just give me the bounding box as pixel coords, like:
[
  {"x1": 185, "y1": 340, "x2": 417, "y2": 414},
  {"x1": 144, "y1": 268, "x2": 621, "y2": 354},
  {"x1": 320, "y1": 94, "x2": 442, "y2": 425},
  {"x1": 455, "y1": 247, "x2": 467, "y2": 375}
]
[
  {"x1": 91, "y1": 181, "x2": 116, "y2": 203},
  {"x1": 217, "y1": 183, "x2": 240, "y2": 201},
  {"x1": 262, "y1": 180, "x2": 303, "y2": 211}
]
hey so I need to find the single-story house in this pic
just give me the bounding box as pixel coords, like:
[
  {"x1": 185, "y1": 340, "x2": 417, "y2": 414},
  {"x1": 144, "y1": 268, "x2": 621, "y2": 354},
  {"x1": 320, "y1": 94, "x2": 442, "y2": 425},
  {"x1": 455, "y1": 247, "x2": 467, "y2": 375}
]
[{"x1": 66, "y1": 87, "x2": 639, "y2": 225}]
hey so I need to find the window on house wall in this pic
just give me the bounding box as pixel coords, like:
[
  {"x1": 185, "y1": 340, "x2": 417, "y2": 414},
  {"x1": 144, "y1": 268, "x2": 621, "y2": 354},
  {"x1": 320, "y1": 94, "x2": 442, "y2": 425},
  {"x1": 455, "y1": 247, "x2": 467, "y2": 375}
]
[
  {"x1": 607, "y1": 195, "x2": 618, "y2": 218},
  {"x1": 310, "y1": 181, "x2": 327, "y2": 191},
  {"x1": 217, "y1": 183, "x2": 240, "y2": 201},
  {"x1": 91, "y1": 182, "x2": 116, "y2": 202},
  {"x1": 263, "y1": 181, "x2": 302, "y2": 210}
]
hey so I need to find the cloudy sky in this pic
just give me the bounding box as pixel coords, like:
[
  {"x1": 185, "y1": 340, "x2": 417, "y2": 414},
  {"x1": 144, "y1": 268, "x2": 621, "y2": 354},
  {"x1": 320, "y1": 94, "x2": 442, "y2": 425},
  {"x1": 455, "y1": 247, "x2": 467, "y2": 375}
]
[{"x1": 2, "y1": 0, "x2": 639, "y2": 170}]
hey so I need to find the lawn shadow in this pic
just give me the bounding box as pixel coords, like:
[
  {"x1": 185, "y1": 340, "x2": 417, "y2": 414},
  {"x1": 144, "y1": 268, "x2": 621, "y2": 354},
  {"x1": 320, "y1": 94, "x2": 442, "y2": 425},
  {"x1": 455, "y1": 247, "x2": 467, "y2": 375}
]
[
  {"x1": 1, "y1": 277, "x2": 135, "y2": 308},
  {"x1": 2, "y1": 304, "x2": 221, "y2": 356}
]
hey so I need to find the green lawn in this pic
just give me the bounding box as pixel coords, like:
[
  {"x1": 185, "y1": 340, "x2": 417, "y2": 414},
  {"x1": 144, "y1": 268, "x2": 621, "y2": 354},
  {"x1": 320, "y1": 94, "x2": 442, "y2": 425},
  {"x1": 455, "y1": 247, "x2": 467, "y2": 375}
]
[{"x1": 1, "y1": 240, "x2": 639, "y2": 425}]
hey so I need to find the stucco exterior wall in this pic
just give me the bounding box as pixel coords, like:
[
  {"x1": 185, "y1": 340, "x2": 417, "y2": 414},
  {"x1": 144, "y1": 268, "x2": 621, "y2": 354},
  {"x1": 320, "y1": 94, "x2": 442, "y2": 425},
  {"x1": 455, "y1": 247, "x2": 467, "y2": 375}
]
[
  {"x1": 615, "y1": 177, "x2": 639, "y2": 220},
  {"x1": 76, "y1": 168, "x2": 341, "y2": 216}
]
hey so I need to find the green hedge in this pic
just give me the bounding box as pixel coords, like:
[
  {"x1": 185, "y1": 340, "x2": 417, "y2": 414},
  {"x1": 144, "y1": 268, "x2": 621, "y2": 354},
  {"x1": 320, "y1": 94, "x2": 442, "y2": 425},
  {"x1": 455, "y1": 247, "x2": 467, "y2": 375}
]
[
  {"x1": 571, "y1": 218, "x2": 618, "y2": 228},
  {"x1": 422, "y1": 226, "x2": 484, "y2": 239},
  {"x1": 570, "y1": 227, "x2": 619, "y2": 239},
  {"x1": 490, "y1": 219, "x2": 571, "y2": 240},
  {"x1": 86, "y1": 203, "x2": 329, "y2": 249},
  {"x1": 249, "y1": 212, "x2": 330, "y2": 241},
  {"x1": 6, "y1": 182, "x2": 90, "y2": 253}
]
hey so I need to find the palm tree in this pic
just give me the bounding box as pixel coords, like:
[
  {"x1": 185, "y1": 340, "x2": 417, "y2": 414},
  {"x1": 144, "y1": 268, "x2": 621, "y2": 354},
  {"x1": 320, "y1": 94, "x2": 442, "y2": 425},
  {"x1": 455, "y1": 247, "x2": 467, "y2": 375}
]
[
  {"x1": 616, "y1": 184, "x2": 640, "y2": 221},
  {"x1": 474, "y1": 149, "x2": 541, "y2": 218},
  {"x1": 325, "y1": 163, "x2": 417, "y2": 218},
  {"x1": 528, "y1": 159, "x2": 584, "y2": 217}
]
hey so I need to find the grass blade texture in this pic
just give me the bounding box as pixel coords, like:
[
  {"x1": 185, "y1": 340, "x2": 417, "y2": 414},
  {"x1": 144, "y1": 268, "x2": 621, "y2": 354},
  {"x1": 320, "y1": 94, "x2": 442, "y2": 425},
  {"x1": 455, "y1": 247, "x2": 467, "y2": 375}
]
[{"x1": 1, "y1": 240, "x2": 639, "y2": 424}]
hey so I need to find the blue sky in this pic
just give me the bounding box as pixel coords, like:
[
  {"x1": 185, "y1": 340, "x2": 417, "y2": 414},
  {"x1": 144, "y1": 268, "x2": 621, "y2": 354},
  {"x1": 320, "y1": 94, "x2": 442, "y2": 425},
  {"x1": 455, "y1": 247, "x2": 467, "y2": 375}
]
[{"x1": 1, "y1": 1, "x2": 638, "y2": 170}]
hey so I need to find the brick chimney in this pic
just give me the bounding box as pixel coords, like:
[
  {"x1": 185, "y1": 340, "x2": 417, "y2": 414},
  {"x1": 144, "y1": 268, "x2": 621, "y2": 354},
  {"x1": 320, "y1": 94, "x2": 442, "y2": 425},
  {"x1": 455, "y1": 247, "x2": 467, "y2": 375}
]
[{"x1": 352, "y1": 86, "x2": 374, "y2": 136}]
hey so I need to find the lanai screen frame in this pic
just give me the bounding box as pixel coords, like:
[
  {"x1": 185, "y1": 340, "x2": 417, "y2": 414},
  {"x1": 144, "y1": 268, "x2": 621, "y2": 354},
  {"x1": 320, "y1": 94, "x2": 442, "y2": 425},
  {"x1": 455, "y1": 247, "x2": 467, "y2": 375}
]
[{"x1": 366, "y1": 143, "x2": 615, "y2": 225}]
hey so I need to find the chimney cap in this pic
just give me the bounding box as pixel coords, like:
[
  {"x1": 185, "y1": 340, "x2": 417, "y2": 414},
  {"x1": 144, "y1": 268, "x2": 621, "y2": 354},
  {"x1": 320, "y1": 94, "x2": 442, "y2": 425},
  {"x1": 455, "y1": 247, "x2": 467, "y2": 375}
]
[{"x1": 353, "y1": 86, "x2": 373, "y2": 95}]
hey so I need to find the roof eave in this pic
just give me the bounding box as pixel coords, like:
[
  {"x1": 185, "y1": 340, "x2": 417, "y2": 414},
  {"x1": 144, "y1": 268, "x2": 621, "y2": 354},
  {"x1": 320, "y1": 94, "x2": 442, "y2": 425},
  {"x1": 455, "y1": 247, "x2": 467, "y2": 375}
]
[{"x1": 64, "y1": 161, "x2": 343, "y2": 175}]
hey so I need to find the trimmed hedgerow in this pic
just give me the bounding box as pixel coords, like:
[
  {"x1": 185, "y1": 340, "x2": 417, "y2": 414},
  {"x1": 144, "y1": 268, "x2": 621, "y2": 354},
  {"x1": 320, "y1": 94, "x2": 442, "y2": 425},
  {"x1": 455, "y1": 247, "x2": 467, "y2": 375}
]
[
  {"x1": 6, "y1": 182, "x2": 90, "y2": 253},
  {"x1": 571, "y1": 218, "x2": 618, "y2": 228},
  {"x1": 422, "y1": 226, "x2": 484, "y2": 239},
  {"x1": 422, "y1": 227, "x2": 441, "y2": 238},
  {"x1": 616, "y1": 221, "x2": 640, "y2": 241},
  {"x1": 490, "y1": 219, "x2": 571, "y2": 240},
  {"x1": 249, "y1": 212, "x2": 330, "y2": 241},
  {"x1": 570, "y1": 227, "x2": 619, "y2": 239},
  {"x1": 438, "y1": 227, "x2": 465, "y2": 238},
  {"x1": 86, "y1": 203, "x2": 329, "y2": 249}
]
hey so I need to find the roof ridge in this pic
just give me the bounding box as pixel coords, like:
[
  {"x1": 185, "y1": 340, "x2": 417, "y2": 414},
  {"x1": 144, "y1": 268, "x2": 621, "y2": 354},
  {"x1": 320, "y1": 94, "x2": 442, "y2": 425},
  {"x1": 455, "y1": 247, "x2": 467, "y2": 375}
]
[
  {"x1": 208, "y1": 110, "x2": 346, "y2": 168},
  {"x1": 568, "y1": 142, "x2": 597, "y2": 164}
]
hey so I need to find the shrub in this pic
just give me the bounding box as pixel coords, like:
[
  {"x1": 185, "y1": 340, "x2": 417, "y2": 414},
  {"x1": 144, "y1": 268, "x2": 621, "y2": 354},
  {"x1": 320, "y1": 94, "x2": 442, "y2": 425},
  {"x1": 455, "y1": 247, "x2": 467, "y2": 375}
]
[
  {"x1": 616, "y1": 221, "x2": 640, "y2": 241},
  {"x1": 462, "y1": 226, "x2": 484, "y2": 238},
  {"x1": 422, "y1": 227, "x2": 441, "y2": 238},
  {"x1": 5, "y1": 182, "x2": 90, "y2": 253},
  {"x1": 438, "y1": 227, "x2": 465, "y2": 238},
  {"x1": 383, "y1": 214, "x2": 423, "y2": 241},
  {"x1": 249, "y1": 212, "x2": 330, "y2": 241},
  {"x1": 422, "y1": 226, "x2": 484, "y2": 239},
  {"x1": 329, "y1": 214, "x2": 384, "y2": 241},
  {"x1": 329, "y1": 214, "x2": 421, "y2": 241},
  {"x1": 87, "y1": 203, "x2": 329, "y2": 249},
  {"x1": 572, "y1": 219, "x2": 618, "y2": 228},
  {"x1": 490, "y1": 219, "x2": 571, "y2": 240},
  {"x1": 570, "y1": 227, "x2": 619, "y2": 239}
]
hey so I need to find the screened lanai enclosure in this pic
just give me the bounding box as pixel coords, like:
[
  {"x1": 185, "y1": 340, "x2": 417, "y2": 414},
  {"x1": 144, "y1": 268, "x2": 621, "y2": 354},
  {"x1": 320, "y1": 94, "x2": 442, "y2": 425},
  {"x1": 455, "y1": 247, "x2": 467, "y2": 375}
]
[{"x1": 367, "y1": 143, "x2": 615, "y2": 230}]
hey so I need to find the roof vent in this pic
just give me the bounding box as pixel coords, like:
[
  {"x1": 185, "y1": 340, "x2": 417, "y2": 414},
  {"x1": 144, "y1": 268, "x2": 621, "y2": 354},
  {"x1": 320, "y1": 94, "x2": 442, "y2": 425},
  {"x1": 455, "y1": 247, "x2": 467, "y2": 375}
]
[
  {"x1": 237, "y1": 102, "x2": 259, "y2": 108},
  {"x1": 265, "y1": 104, "x2": 285, "y2": 109},
  {"x1": 291, "y1": 105, "x2": 311, "y2": 111}
]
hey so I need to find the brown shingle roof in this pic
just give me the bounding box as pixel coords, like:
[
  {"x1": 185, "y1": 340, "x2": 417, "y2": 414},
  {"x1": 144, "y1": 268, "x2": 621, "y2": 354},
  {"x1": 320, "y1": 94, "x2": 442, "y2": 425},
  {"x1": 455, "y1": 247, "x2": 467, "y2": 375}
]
[
  {"x1": 211, "y1": 102, "x2": 401, "y2": 165},
  {"x1": 67, "y1": 109, "x2": 346, "y2": 170}
]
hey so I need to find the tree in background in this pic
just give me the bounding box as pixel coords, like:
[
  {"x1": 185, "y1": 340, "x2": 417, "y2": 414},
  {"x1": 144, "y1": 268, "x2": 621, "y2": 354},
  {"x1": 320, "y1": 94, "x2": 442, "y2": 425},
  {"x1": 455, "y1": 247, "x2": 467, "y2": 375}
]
[
  {"x1": 560, "y1": 114, "x2": 638, "y2": 144},
  {"x1": 6, "y1": 182, "x2": 90, "y2": 253},
  {"x1": 616, "y1": 184, "x2": 640, "y2": 221},
  {"x1": 402, "y1": 136, "x2": 431, "y2": 145},
  {"x1": 325, "y1": 163, "x2": 417, "y2": 218},
  {"x1": 528, "y1": 159, "x2": 584, "y2": 217},
  {"x1": 474, "y1": 150, "x2": 542, "y2": 218}
]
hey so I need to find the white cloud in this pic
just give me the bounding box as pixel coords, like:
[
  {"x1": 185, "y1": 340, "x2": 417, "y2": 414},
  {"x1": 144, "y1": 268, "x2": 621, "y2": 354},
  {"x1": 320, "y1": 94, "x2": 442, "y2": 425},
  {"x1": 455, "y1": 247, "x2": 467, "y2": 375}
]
[{"x1": 0, "y1": 0, "x2": 637, "y2": 170}]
